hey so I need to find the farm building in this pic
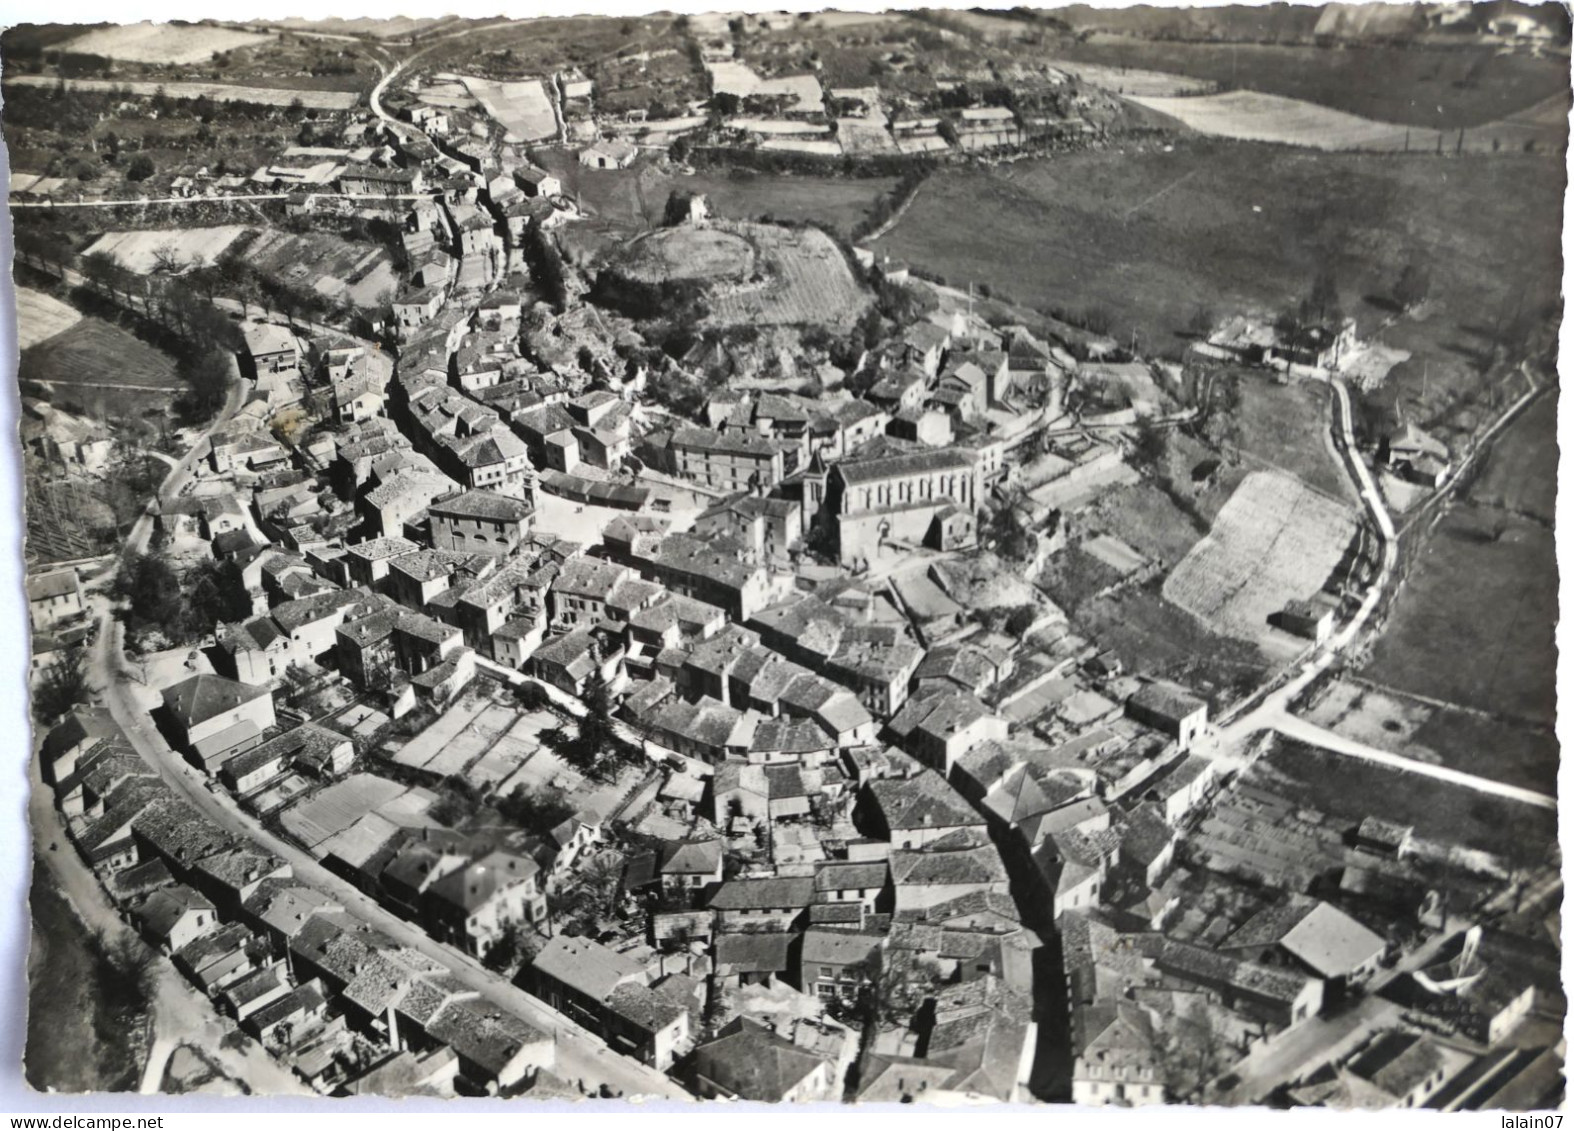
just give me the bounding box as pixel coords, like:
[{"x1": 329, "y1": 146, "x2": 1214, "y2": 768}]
[
  {"x1": 1276, "y1": 597, "x2": 1336, "y2": 643},
  {"x1": 1124, "y1": 683, "x2": 1209, "y2": 749},
  {"x1": 579, "y1": 140, "x2": 638, "y2": 169},
  {"x1": 1221, "y1": 898, "x2": 1387, "y2": 988},
  {"x1": 27, "y1": 567, "x2": 84, "y2": 631}
]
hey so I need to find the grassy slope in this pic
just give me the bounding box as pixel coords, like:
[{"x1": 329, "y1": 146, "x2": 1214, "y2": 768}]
[
  {"x1": 875, "y1": 142, "x2": 1564, "y2": 428},
  {"x1": 26, "y1": 867, "x2": 147, "y2": 1093},
  {"x1": 1362, "y1": 394, "x2": 1558, "y2": 728},
  {"x1": 21, "y1": 317, "x2": 182, "y2": 390}
]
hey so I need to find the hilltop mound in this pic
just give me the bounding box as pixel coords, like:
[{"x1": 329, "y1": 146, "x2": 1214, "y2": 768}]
[{"x1": 594, "y1": 221, "x2": 871, "y2": 331}]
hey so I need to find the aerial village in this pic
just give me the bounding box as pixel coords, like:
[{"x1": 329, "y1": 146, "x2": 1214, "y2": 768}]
[{"x1": 17, "y1": 8, "x2": 1563, "y2": 1109}]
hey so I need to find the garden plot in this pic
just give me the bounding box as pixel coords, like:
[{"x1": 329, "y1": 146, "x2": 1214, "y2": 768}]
[
  {"x1": 422, "y1": 702, "x2": 519, "y2": 777},
  {"x1": 1162, "y1": 471, "x2": 1358, "y2": 644},
  {"x1": 466, "y1": 710, "x2": 559, "y2": 790},
  {"x1": 83, "y1": 227, "x2": 250, "y2": 274},
  {"x1": 62, "y1": 23, "x2": 274, "y2": 65},
  {"x1": 460, "y1": 77, "x2": 558, "y2": 141},
  {"x1": 706, "y1": 62, "x2": 824, "y2": 114},
  {"x1": 390, "y1": 695, "x2": 490, "y2": 769},
  {"x1": 15, "y1": 288, "x2": 80, "y2": 351},
  {"x1": 837, "y1": 115, "x2": 898, "y2": 156}
]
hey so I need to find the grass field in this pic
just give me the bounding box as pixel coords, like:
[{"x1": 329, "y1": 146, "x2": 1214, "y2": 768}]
[
  {"x1": 1078, "y1": 480, "x2": 1207, "y2": 568},
  {"x1": 1256, "y1": 737, "x2": 1557, "y2": 867},
  {"x1": 1362, "y1": 396, "x2": 1557, "y2": 727},
  {"x1": 1304, "y1": 678, "x2": 1557, "y2": 796},
  {"x1": 874, "y1": 142, "x2": 1565, "y2": 430},
  {"x1": 1051, "y1": 36, "x2": 1570, "y2": 128},
  {"x1": 62, "y1": 22, "x2": 274, "y2": 65},
  {"x1": 1231, "y1": 377, "x2": 1355, "y2": 502},
  {"x1": 16, "y1": 286, "x2": 82, "y2": 350},
  {"x1": 1047, "y1": 58, "x2": 1214, "y2": 97},
  {"x1": 264, "y1": 16, "x2": 449, "y2": 39},
  {"x1": 1469, "y1": 392, "x2": 1557, "y2": 525},
  {"x1": 1163, "y1": 471, "x2": 1358, "y2": 644}
]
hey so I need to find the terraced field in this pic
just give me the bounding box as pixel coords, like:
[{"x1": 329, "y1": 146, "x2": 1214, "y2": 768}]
[
  {"x1": 1163, "y1": 471, "x2": 1358, "y2": 644},
  {"x1": 703, "y1": 223, "x2": 871, "y2": 331}
]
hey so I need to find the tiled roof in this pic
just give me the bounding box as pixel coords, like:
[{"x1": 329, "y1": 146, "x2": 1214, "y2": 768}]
[{"x1": 161, "y1": 674, "x2": 271, "y2": 727}]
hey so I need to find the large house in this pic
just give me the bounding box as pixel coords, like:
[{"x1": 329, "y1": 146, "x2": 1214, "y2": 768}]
[
  {"x1": 521, "y1": 935, "x2": 690, "y2": 1070},
  {"x1": 160, "y1": 674, "x2": 277, "y2": 770}
]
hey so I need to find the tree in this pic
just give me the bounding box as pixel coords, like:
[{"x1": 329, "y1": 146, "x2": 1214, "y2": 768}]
[
  {"x1": 483, "y1": 921, "x2": 541, "y2": 973},
  {"x1": 497, "y1": 783, "x2": 575, "y2": 837},
  {"x1": 549, "y1": 851, "x2": 622, "y2": 936},
  {"x1": 1305, "y1": 266, "x2": 1342, "y2": 328},
  {"x1": 126, "y1": 154, "x2": 155, "y2": 183},
  {"x1": 175, "y1": 346, "x2": 232, "y2": 426},
  {"x1": 1394, "y1": 263, "x2": 1432, "y2": 311},
  {"x1": 1187, "y1": 305, "x2": 1216, "y2": 338},
  {"x1": 834, "y1": 946, "x2": 942, "y2": 1031},
  {"x1": 1153, "y1": 1001, "x2": 1230, "y2": 1100},
  {"x1": 986, "y1": 498, "x2": 1036, "y2": 562},
  {"x1": 32, "y1": 646, "x2": 90, "y2": 723},
  {"x1": 114, "y1": 550, "x2": 188, "y2": 644},
  {"x1": 558, "y1": 646, "x2": 624, "y2": 776},
  {"x1": 151, "y1": 241, "x2": 186, "y2": 276},
  {"x1": 1129, "y1": 421, "x2": 1168, "y2": 470},
  {"x1": 184, "y1": 558, "x2": 251, "y2": 639}
]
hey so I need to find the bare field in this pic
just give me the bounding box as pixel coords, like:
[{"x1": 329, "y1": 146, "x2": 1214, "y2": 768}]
[
  {"x1": 266, "y1": 16, "x2": 448, "y2": 39},
  {"x1": 4, "y1": 75, "x2": 359, "y2": 110},
  {"x1": 1129, "y1": 89, "x2": 1567, "y2": 154},
  {"x1": 62, "y1": 22, "x2": 273, "y2": 65},
  {"x1": 83, "y1": 227, "x2": 250, "y2": 274},
  {"x1": 1163, "y1": 471, "x2": 1358, "y2": 643},
  {"x1": 15, "y1": 287, "x2": 81, "y2": 350},
  {"x1": 1049, "y1": 36, "x2": 1570, "y2": 129},
  {"x1": 1047, "y1": 59, "x2": 1213, "y2": 98},
  {"x1": 616, "y1": 227, "x2": 756, "y2": 285}
]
